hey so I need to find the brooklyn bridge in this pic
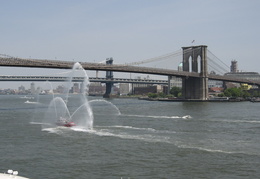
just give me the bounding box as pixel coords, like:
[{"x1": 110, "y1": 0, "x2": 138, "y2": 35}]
[{"x1": 0, "y1": 45, "x2": 259, "y2": 100}]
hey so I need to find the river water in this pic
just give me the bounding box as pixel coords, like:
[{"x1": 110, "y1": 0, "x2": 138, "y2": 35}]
[{"x1": 0, "y1": 95, "x2": 259, "y2": 179}]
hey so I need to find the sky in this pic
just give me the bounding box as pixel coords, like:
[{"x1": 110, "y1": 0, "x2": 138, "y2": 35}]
[{"x1": 0, "y1": 0, "x2": 260, "y2": 89}]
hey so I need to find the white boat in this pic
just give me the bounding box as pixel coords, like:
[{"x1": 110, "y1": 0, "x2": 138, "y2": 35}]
[
  {"x1": 24, "y1": 100, "x2": 39, "y2": 104},
  {"x1": 0, "y1": 170, "x2": 30, "y2": 179},
  {"x1": 20, "y1": 96, "x2": 34, "y2": 99}
]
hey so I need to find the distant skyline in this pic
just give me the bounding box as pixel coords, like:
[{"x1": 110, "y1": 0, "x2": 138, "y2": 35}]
[{"x1": 1, "y1": 0, "x2": 260, "y2": 88}]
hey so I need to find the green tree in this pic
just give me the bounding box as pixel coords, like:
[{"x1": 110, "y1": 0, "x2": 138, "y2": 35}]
[
  {"x1": 218, "y1": 93, "x2": 224, "y2": 97},
  {"x1": 223, "y1": 87, "x2": 249, "y2": 98},
  {"x1": 170, "y1": 87, "x2": 182, "y2": 97},
  {"x1": 224, "y1": 90, "x2": 231, "y2": 97},
  {"x1": 253, "y1": 91, "x2": 260, "y2": 97},
  {"x1": 148, "y1": 93, "x2": 158, "y2": 98},
  {"x1": 242, "y1": 90, "x2": 250, "y2": 98},
  {"x1": 158, "y1": 92, "x2": 166, "y2": 98},
  {"x1": 166, "y1": 94, "x2": 174, "y2": 98},
  {"x1": 253, "y1": 91, "x2": 258, "y2": 97},
  {"x1": 224, "y1": 88, "x2": 239, "y2": 97}
]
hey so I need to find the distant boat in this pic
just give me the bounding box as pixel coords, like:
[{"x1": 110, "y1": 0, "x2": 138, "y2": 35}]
[
  {"x1": 20, "y1": 96, "x2": 34, "y2": 99},
  {"x1": 24, "y1": 100, "x2": 39, "y2": 104}
]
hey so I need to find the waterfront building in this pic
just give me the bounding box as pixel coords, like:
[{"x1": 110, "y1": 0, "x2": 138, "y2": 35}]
[
  {"x1": 119, "y1": 83, "x2": 130, "y2": 96},
  {"x1": 131, "y1": 83, "x2": 164, "y2": 95},
  {"x1": 111, "y1": 85, "x2": 119, "y2": 95},
  {"x1": 18, "y1": 85, "x2": 26, "y2": 93},
  {"x1": 134, "y1": 86, "x2": 157, "y2": 95},
  {"x1": 55, "y1": 85, "x2": 66, "y2": 94},
  {"x1": 156, "y1": 85, "x2": 163, "y2": 93},
  {"x1": 169, "y1": 76, "x2": 182, "y2": 88},
  {"x1": 89, "y1": 82, "x2": 105, "y2": 95},
  {"x1": 225, "y1": 61, "x2": 260, "y2": 89},
  {"x1": 168, "y1": 62, "x2": 183, "y2": 89},
  {"x1": 208, "y1": 80, "x2": 223, "y2": 88}
]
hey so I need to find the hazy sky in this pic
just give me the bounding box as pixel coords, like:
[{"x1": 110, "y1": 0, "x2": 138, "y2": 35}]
[{"x1": 0, "y1": 0, "x2": 259, "y2": 88}]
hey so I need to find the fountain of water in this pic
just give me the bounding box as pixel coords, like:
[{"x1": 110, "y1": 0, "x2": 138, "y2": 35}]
[
  {"x1": 41, "y1": 62, "x2": 94, "y2": 130},
  {"x1": 89, "y1": 99, "x2": 121, "y2": 115}
]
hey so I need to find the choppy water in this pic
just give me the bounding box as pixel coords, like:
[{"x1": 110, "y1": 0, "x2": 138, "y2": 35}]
[{"x1": 0, "y1": 95, "x2": 260, "y2": 179}]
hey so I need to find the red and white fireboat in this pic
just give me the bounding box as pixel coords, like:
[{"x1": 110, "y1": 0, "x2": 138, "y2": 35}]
[{"x1": 56, "y1": 117, "x2": 76, "y2": 127}]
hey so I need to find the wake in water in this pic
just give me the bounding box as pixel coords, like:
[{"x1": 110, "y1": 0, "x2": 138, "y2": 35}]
[
  {"x1": 38, "y1": 123, "x2": 260, "y2": 156},
  {"x1": 176, "y1": 143, "x2": 260, "y2": 156},
  {"x1": 177, "y1": 144, "x2": 241, "y2": 154},
  {"x1": 209, "y1": 119, "x2": 260, "y2": 124},
  {"x1": 30, "y1": 122, "x2": 46, "y2": 125},
  {"x1": 75, "y1": 127, "x2": 171, "y2": 143},
  {"x1": 41, "y1": 121, "x2": 177, "y2": 146},
  {"x1": 95, "y1": 125, "x2": 157, "y2": 132},
  {"x1": 121, "y1": 114, "x2": 192, "y2": 119}
]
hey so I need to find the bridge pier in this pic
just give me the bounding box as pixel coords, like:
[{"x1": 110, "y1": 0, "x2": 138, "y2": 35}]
[
  {"x1": 182, "y1": 45, "x2": 208, "y2": 100},
  {"x1": 103, "y1": 58, "x2": 114, "y2": 98}
]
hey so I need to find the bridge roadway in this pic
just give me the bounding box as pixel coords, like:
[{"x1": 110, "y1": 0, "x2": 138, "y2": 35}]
[
  {"x1": 0, "y1": 57, "x2": 260, "y2": 86},
  {"x1": 0, "y1": 75, "x2": 168, "y2": 84}
]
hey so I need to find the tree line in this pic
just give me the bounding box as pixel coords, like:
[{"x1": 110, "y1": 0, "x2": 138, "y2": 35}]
[{"x1": 147, "y1": 86, "x2": 260, "y2": 99}]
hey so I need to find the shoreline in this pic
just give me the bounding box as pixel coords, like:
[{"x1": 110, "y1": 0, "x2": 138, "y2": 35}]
[{"x1": 138, "y1": 97, "x2": 248, "y2": 102}]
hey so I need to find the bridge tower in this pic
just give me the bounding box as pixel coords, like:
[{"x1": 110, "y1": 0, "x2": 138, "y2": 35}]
[
  {"x1": 182, "y1": 45, "x2": 208, "y2": 100},
  {"x1": 103, "y1": 58, "x2": 114, "y2": 98}
]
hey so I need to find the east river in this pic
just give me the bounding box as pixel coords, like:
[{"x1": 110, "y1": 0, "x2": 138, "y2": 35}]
[{"x1": 0, "y1": 95, "x2": 259, "y2": 179}]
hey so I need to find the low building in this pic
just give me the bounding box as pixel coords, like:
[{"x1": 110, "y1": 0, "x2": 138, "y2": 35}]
[
  {"x1": 89, "y1": 82, "x2": 105, "y2": 95},
  {"x1": 224, "y1": 60, "x2": 260, "y2": 89},
  {"x1": 224, "y1": 72, "x2": 260, "y2": 89},
  {"x1": 169, "y1": 76, "x2": 182, "y2": 88},
  {"x1": 54, "y1": 85, "x2": 66, "y2": 94},
  {"x1": 134, "y1": 86, "x2": 157, "y2": 95}
]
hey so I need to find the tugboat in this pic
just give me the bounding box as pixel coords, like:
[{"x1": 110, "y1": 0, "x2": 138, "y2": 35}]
[{"x1": 56, "y1": 117, "x2": 76, "y2": 127}]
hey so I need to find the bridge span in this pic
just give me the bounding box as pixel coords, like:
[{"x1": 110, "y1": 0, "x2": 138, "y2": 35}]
[
  {"x1": 0, "y1": 56, "x2": 201, "y2": 78},
  {"x1": 1, "y1": 45, "x2": 259, "y2": 100}
]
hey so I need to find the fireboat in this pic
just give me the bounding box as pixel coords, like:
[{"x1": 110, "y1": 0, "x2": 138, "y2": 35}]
[{"x1": 56, "y1": 117, "x2": 76, "y2": 127}]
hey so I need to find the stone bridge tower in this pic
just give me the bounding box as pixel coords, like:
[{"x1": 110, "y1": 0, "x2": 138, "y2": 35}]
[{"x1": 182, "y1": 45, "x2": 208, "y2": 100}]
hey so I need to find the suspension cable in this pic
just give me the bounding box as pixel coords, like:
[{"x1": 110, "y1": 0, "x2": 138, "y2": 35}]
[
  {"x1": 207, "y1": 49, "x2": 230, "y2": 69},
  {"x1": 124, "y1": 49, "x2": 182, "y2": 66}
]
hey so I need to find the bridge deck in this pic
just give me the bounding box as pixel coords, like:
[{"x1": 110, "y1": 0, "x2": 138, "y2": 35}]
[{"x1": 0, "y1": 57, "x2": 259, "y2": 86}]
